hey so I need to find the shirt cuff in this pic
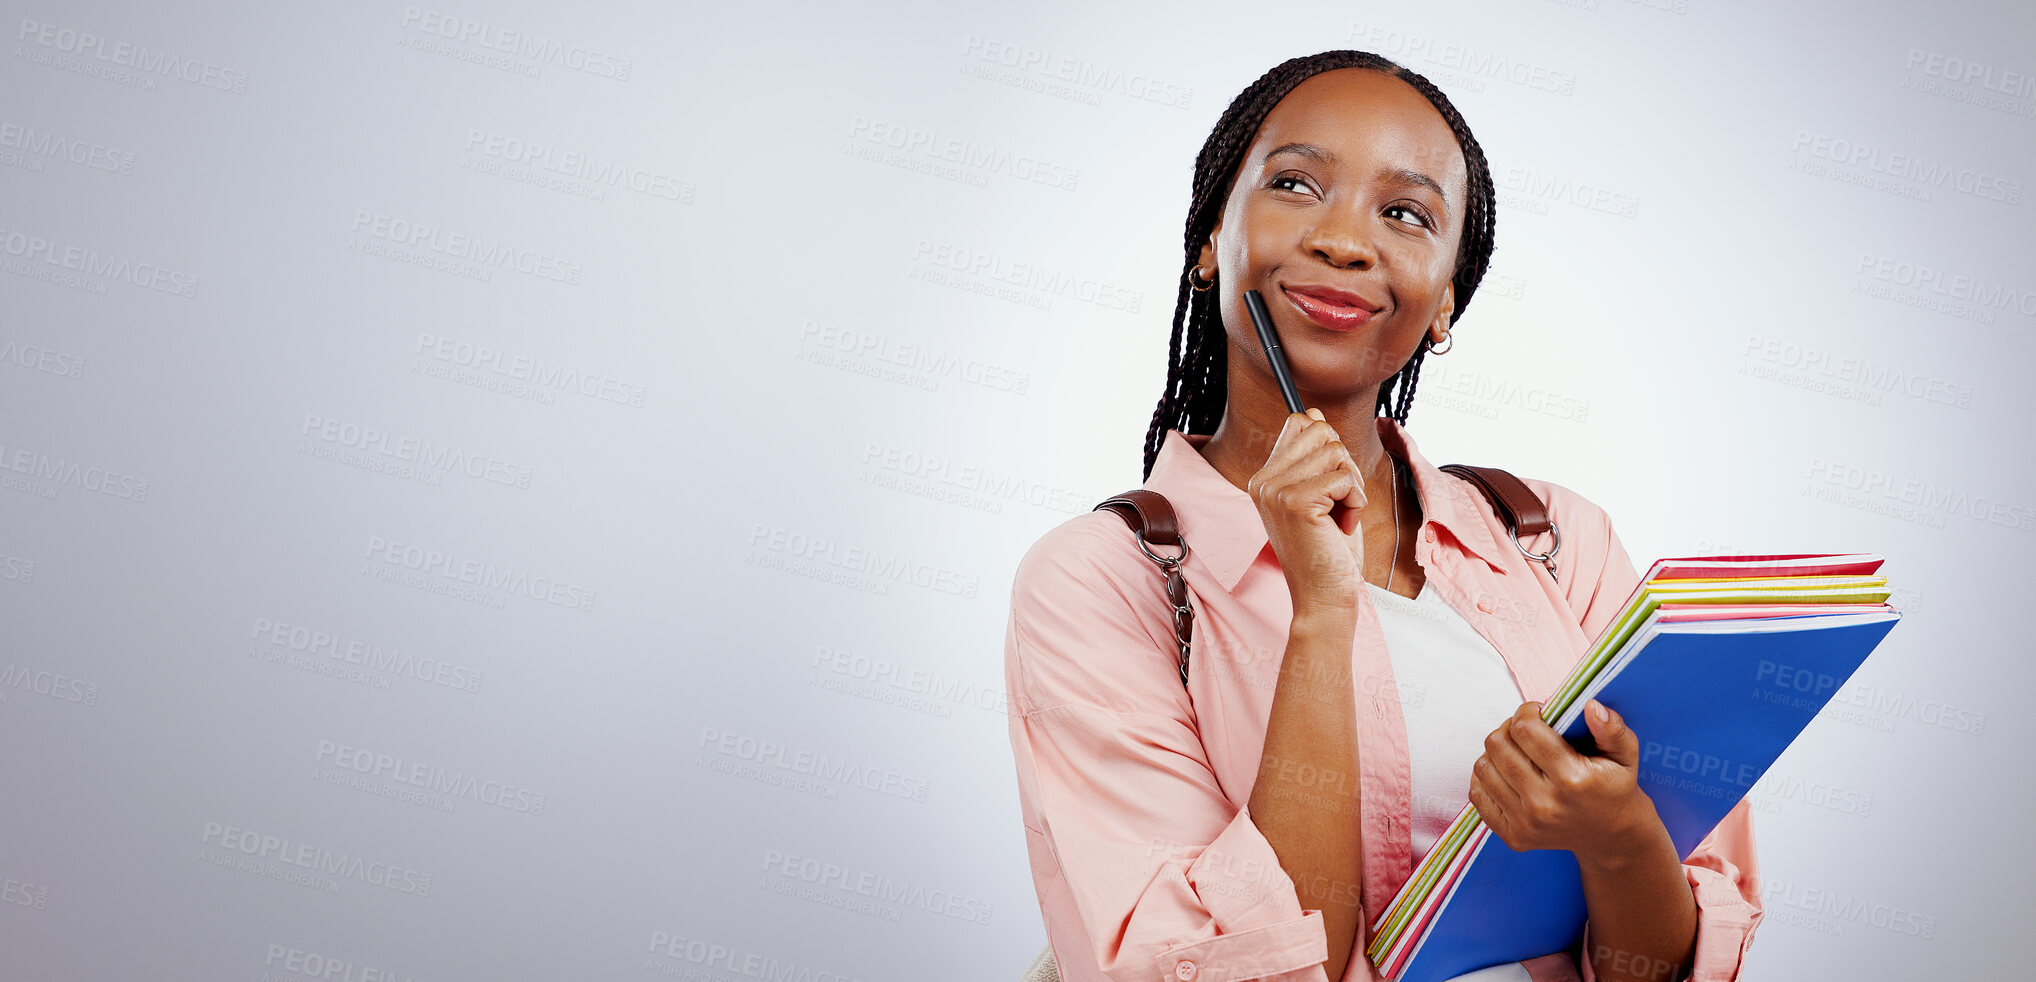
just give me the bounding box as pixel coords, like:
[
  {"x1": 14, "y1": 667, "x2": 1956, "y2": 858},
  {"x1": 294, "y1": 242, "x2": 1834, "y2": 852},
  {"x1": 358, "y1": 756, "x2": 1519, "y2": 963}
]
[
  {"x1": 1157, "y1": 803, "x2": 1334, "y2": 982},
  {"x1": 1156, "y1": 910, "x2": 1330, "y2": 982},
  {"x1": 1682, "y1": 860, "x2": 1762, "y2": 982},
  {"x1": 1575, "y1": 862, "x2": 1762, "y2": 982}
]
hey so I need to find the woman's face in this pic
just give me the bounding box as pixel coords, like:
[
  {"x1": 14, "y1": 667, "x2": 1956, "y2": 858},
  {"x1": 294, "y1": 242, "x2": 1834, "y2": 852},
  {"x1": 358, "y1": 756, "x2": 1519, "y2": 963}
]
[{"x1": 1198, "y1": 67, "x2": 1470, "y2": 400}]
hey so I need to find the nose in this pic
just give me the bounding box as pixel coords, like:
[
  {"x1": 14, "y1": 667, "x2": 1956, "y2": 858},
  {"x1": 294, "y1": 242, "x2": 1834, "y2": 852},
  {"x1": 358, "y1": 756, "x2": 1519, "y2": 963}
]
[{"x1": 1303, "y1": 207, "x2": 1378, "y2": 270}]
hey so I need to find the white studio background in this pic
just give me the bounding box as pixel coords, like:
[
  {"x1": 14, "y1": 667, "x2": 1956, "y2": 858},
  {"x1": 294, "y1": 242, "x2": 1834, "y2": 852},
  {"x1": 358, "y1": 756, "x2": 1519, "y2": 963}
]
[{"x1": 1, "y1": 1, "x2": 2029, "y2": 979}]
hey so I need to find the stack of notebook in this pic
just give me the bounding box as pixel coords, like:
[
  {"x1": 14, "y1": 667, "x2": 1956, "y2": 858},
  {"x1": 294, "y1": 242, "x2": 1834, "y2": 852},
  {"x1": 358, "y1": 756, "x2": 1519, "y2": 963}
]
[{"x1": 1365, "y1": 555, "x2": 1900, "y2": 982}]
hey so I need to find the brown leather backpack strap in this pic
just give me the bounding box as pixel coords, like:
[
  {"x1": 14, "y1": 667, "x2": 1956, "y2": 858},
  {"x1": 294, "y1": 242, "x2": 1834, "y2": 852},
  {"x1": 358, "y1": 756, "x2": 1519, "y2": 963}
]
[
  {"x1": 1438, "y1": 464, "x2": 1551, "y2": 536},
  {"x1": 1438, "y1": 464, "x2": 1561, "y2": 581},
  {"x1": 1095, "y1": 489, "x2": 1183, "y2": 548},
  {"x1": 1094, "y1": 489, "x2": 1194, "y2": 687}
]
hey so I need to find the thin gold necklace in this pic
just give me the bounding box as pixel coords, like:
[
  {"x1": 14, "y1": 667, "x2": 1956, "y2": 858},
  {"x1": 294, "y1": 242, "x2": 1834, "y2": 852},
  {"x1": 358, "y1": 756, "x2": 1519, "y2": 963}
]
[{"x1": 1384, "y1": 453, "x2": 1401, "y2": 595}]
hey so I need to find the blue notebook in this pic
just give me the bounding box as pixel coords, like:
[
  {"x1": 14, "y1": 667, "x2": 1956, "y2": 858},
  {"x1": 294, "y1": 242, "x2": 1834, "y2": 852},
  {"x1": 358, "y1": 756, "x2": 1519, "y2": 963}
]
[{"x1": 1383, "y1": 608, "x2": 1900, "y2": 982}]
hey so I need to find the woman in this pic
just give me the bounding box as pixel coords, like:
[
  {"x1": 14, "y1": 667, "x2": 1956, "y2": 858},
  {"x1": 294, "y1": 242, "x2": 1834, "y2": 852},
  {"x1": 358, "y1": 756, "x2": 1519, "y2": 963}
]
[{"x1": 1004, "y1": 51, "x2": 1761, "y2": 982}]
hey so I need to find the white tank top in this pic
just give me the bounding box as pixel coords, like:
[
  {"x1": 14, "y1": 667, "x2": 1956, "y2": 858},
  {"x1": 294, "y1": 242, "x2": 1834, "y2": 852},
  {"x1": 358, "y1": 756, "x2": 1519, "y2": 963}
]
[{"x1": 1367, "y1": 580, "x2": 1536, "y2": 982}]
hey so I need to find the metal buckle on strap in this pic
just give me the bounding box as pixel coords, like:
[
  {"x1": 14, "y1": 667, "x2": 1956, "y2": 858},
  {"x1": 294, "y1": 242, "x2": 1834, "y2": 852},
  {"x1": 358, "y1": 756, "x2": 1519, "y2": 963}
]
[
  {"x1": 1134, "y1": 529, "x2": 1187, "y2": 568},
  {"x1": 1513, "y1": 523, "x2": 1561, "y2": 581},
  {"x1": 1134, "y1": 530, "x2": 1193, "y2": 686}
]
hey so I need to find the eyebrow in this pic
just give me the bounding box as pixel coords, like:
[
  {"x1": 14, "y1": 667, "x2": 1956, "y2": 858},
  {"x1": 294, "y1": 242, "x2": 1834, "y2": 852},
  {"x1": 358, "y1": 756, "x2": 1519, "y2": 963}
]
[
  {"x1": 1262, "y1": 142, "x2": 1451, "y2": 204},
  {"x1": 1263, "y1": 142, "x2": 1335, "y2": 166},
  {"x1": 1383, "y1": 167, "x2": 1448, "y2": 203}
]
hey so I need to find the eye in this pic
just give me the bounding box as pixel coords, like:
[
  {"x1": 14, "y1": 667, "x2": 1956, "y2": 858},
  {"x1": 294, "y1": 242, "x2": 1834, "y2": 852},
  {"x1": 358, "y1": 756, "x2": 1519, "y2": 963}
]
[
  {"x1": 1267, "y1": 173, "x2": 1318, "y2": 196},
  {"x1": 1384, "y1": 203, "x2": 1434, "y2": 229}
]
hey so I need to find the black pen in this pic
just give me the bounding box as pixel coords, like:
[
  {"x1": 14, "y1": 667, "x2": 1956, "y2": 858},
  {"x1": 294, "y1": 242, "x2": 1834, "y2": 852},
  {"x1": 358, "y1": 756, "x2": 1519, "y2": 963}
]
[{"x1": 1244, "y1": 289, "x2": 1305, "y2": 414}]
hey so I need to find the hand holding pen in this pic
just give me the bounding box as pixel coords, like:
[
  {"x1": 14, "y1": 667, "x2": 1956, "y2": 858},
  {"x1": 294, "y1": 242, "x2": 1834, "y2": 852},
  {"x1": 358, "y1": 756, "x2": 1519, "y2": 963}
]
[{"x1": 1240, "y1": 289, "x2": 1372, "y2": 609}]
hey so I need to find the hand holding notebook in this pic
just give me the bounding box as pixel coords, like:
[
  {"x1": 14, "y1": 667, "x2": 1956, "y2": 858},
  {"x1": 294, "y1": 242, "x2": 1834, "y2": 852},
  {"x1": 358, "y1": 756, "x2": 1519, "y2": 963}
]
[{"x1": 1464, "y1": 697, "x2": 1658, "y2": 861}]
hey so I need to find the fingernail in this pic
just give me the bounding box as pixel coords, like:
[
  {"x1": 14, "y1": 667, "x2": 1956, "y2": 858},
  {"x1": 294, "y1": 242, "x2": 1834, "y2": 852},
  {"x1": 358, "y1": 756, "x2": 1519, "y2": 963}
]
[{"x1": 1588, "y1": 699, "x2": 1607, "y2": 724}]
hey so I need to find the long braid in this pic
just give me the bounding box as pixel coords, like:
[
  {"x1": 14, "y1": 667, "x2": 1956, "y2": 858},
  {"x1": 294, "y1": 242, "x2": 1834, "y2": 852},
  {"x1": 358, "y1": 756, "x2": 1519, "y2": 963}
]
[{"x1": 1142, "y1": 51, "x2": 1498, "y2": 482}]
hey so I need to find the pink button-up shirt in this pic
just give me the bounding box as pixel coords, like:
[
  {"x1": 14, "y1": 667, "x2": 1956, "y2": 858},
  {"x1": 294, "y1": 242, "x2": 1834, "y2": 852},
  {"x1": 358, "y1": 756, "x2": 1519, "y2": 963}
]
[{"x1": 1005, "y1": 420, "x2": 1762, "y2": 982}]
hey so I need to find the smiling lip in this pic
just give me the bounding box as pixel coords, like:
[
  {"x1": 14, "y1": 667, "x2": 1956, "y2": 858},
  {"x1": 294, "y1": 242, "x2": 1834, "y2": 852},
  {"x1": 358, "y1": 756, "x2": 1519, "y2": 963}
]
[{"x1": 1281, "y1": 284, "x2": 1382, "y2": 332}]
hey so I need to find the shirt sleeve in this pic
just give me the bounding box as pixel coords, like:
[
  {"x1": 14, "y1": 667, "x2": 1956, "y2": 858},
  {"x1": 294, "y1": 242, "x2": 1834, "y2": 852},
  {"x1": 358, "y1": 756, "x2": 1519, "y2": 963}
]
[
  {"x1": 1539, "y1": 486, "x2": 1765, "y2": 982},
  {"x1": 1006, "y1": 517, "x2": 1335, "y2": 982}
]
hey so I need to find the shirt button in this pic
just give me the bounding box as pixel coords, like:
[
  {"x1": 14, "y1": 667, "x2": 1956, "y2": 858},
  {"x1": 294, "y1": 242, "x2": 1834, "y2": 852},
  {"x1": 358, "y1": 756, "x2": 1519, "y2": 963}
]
[
  {"x1": 1422, "y1": 528, "x2": 1437, "y2": 543},
  {"x1": 1175, "y1": 959, "x2": 1199, "y2": 981}
]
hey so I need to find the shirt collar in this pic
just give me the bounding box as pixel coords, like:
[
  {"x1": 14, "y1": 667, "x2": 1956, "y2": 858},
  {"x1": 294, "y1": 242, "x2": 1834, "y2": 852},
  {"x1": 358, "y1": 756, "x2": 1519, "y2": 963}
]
[{"x1": 1143, "y1": 418, "x2": 1512, "y2": 593}]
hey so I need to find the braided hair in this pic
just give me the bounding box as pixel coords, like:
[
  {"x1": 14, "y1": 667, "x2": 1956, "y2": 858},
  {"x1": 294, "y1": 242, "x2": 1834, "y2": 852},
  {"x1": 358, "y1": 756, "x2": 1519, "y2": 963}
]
[{"x1": 1141, "y1": 51, "x2": 1497, "y2": 481}]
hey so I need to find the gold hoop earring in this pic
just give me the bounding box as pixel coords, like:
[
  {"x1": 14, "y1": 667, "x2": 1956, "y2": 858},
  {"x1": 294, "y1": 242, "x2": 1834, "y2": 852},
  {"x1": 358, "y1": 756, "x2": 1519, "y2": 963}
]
[
  {"x1": 1427, "y1": 331, "x2": 1453, "y2": 355},
  {"x1": 1188, "y1": 266, "x2": 1214, "y2": 292}
]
